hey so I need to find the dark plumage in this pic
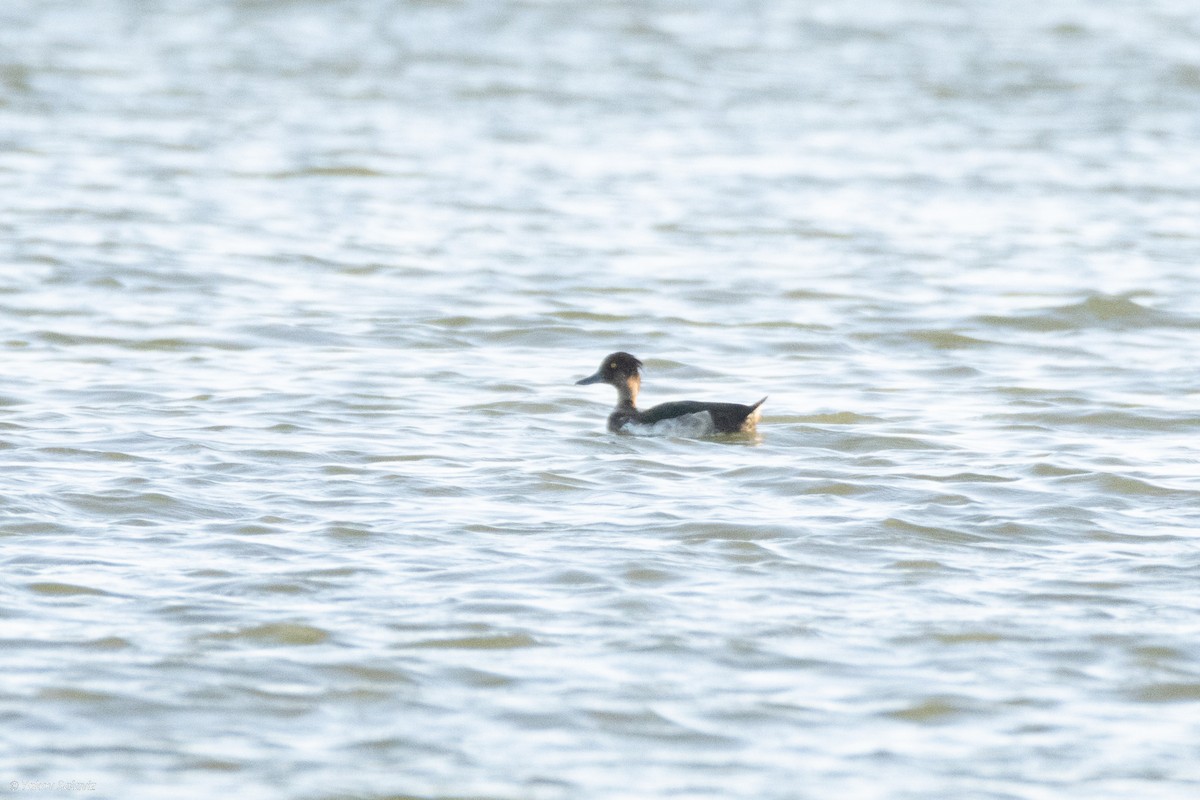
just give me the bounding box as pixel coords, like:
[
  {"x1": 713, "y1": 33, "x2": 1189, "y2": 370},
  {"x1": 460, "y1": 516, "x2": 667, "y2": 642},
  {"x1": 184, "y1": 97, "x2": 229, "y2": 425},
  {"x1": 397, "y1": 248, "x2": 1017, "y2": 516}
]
[{"x1": 575, "y1": 352, "x2": 766, "y2": 435}]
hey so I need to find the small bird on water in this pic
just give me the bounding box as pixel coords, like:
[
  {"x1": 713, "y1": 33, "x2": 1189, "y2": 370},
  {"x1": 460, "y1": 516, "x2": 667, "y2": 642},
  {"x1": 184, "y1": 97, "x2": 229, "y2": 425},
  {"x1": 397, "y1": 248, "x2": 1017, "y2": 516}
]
[{"x1": 575, "y1": 352, "x2": 766, "y2": 436}]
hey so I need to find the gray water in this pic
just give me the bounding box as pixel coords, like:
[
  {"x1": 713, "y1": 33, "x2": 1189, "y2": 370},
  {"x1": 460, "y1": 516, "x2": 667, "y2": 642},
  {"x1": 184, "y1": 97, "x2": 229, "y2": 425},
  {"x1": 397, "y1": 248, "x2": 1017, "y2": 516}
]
[{"x1": 3, "y1": 1, "x2": 1200, "y2": 798}]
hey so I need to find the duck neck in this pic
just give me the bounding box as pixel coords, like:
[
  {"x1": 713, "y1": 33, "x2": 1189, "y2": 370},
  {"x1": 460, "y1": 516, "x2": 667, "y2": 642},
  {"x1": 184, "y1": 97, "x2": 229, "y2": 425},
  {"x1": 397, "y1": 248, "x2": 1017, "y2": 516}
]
[{"x1": 616, "y1": 375, "x2": 639, "y2": 411}]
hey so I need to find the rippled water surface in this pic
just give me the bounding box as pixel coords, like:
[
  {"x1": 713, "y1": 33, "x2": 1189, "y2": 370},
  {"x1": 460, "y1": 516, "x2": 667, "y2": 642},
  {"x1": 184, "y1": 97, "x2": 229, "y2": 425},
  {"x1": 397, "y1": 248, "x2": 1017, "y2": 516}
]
[{"x1": 4, "y1": 0, "x2": 1200, "y2": 798}]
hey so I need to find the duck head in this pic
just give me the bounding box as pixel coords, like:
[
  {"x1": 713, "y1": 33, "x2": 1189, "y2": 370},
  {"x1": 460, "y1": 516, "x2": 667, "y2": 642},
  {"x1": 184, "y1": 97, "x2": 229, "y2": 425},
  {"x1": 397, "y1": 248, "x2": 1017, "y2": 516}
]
[
  {"x1": 576, "y1": 352, "x2": 643, "y2": 407},
  {"x1": 575, "y1": 352, "x2": 643, "y2": 386}
]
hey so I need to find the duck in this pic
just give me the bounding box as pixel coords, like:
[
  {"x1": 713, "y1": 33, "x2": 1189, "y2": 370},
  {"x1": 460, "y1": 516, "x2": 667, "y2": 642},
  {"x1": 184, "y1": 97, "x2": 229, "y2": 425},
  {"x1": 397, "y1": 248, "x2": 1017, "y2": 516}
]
[{"x1": 575, "y1": 352, "x2": 766, "y2": 436}]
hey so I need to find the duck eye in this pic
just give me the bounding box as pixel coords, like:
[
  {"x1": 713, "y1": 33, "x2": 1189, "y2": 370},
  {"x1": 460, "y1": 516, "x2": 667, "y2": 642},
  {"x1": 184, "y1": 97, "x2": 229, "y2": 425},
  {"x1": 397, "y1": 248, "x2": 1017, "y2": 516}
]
[{"x1": 609, "y1": 362, "x2": 617, "y2": 369}]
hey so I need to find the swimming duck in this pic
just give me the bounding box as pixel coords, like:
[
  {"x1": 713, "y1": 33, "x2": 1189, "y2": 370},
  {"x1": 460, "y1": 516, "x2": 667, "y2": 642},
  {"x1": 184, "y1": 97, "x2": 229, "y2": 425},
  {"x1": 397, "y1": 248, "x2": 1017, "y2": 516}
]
[{"x1": 575, "y1": 352, "x2": 766, "y2": 436}]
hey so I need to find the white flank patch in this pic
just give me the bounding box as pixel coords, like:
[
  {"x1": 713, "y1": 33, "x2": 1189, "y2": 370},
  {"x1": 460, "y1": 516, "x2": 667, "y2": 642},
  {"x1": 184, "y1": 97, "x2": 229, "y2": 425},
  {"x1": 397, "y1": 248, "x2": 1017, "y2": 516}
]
[{"x1": 623, "y1": 411, "x2": 716, "y2": 438}]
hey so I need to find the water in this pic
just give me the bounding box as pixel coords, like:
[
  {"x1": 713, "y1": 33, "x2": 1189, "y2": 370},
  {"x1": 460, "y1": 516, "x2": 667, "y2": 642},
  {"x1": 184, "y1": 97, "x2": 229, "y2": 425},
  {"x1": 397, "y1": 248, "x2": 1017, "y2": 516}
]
[{"x1": 3, "y1": 0, "x2": 1200, "y2": 797}]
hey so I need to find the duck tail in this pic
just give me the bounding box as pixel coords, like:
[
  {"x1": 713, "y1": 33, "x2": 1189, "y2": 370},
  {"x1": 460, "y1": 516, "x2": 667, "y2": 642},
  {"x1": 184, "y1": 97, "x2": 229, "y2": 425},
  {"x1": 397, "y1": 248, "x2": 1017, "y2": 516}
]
[{"x1": 751, "y1": 396, "x2": 768, "y2": 411}]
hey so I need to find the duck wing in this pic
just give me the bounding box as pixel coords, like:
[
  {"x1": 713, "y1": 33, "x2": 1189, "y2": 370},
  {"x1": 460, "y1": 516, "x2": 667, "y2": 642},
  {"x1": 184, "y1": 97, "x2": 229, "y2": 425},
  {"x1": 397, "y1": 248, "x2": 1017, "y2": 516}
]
[{"x1": 640, "y1": 398, "x2": 766, "y2": 433}]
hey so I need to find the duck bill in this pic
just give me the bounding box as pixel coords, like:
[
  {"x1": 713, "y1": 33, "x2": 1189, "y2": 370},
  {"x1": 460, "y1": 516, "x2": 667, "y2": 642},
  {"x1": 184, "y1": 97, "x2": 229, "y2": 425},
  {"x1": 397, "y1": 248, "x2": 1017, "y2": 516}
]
[{"x1": 575, "y1": 371, "x2": 604, "y2": 385}]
